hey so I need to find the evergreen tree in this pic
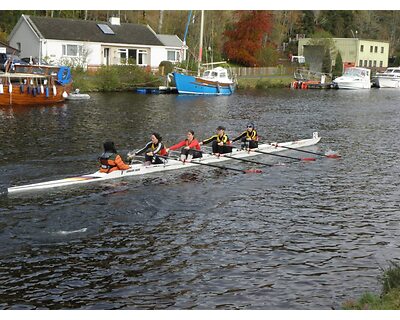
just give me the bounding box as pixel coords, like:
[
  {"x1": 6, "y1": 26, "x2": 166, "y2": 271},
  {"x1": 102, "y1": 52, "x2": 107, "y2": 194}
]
[
  {"x1": 322, "y1": 48, "x2": 332, "y2": 74},
  {"x1": 300, "y1": 11, "x2": 315, "y2": 36},
  {"x1": 332, "y1": 51, "x2": 343, "y2": 78}
]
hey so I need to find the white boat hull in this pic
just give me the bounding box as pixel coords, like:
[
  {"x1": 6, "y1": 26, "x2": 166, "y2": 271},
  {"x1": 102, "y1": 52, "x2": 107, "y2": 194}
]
[
  {"x1": 333, "y1": 80, "x2": 371, "y2": 89},
  {"x1": 7, "y1": 132, "x2": 321, "y2": 194},
  {"x1": 375, "y1": 77, "x2": 400, "y2": 88}
]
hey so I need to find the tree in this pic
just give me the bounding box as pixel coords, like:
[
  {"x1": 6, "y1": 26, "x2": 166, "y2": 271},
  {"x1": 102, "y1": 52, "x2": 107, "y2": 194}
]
[
  {"x1": 322, "y1": 48, "x2": 332, "y2": 74},
  {"x1": 332, "y1": 51, "x2": 343, "y2": 78},
  {"x1": 223, "y1": 11, "x2": 273, "y2": 66}
]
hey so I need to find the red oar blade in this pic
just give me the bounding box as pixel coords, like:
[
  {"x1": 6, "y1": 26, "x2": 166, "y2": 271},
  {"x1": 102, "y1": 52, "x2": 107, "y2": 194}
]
[
  {"x1": 244, "y1": 169, "x2": 263, "y2": 173},
  {"x1": 302, "y1": 157, "x2": 316, "y2": 161},
  {"x1": 326, "y1": 154, "x2": 341, "y2": 159}
]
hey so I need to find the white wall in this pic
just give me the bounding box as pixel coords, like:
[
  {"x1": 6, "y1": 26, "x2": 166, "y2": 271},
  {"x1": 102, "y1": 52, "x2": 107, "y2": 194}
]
[
  {"x1": 9, "y1": 17, "x2": 181, "y2": 68},
  {"x1": 42, "y1": 40, "x2": 101, "y2": 66},
  {"x1": 150, "y1": 46, "x2": 167, "y2": 67},
  {"x1": 9, "y1": 18, "x2": 40, "y2": 59}
]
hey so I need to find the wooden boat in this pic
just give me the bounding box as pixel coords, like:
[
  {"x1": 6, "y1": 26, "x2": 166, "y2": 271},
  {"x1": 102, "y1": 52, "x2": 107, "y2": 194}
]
[
  {"x1": 0, "y1": 64, "x2": 72, "y2": 106},
  {"x1": 6, "y1": 132, "x2": 321, "y2": 194}
]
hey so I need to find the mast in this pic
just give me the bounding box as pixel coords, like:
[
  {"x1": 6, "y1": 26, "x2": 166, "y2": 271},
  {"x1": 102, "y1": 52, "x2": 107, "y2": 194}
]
[{"x1": 197, "y1": 10, "x2": 204, "y2": 76}]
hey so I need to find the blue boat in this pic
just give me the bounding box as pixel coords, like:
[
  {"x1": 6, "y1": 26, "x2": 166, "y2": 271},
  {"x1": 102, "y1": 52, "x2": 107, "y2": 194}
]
[{"x1": 173, "y1": 66, "x2": 236, "y2": 96}]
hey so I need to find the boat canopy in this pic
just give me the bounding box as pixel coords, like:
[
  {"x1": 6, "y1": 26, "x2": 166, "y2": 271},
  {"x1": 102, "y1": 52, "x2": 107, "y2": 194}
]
[
  {"x1": 343, "y1": 67, "x2": 370, "y2": 77},
  {"x1": 202, "y1": 67, "x2": 228, "y2": 80}
]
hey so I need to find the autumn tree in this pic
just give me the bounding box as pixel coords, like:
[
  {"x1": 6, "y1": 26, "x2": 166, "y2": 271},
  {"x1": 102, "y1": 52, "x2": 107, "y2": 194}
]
[{"x1": 223, "y1": 11, "x2": 273, "y2": 66}]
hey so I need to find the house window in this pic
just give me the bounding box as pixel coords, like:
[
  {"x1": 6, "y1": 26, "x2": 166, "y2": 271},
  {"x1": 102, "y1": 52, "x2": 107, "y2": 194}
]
[
  {"x1": 364, "y1": 60, "x2": 367, "y2": 67},
  {"x1": 127, "y1": 49, "x2": 137, "y2": 64},
  {"x1": 118, "y1": 49, "x2": 127, "y2": 64},
  {"x1": 370, "y1": 46, "x2": 373, "y2": 53},
  {"x1": 138, "y1": 49, "x2": 147, "y2": 65},
  {"x1": 373, "y1": 60, "x2": 377, "y2": 67},
  {"x1": 369, "y1": 60, "x2": 372, "y2": 67},
  {"x1": 374, "y1": 46, "x2": 378, "y2": 53},
  {"x1": 62, "y1": 44, "x2": 82, "y2": 57},
  {"x1": 380, "y1": 61, "x2": 383, "y2": 67},
  {"x1": 359, "y1": 60, "x2": 362, "y2": 66},
  {"x1": 381, "y1": 47, "x2": 384, "y2": 53},
  {"x1": 167, "y1": 50, "x2": 177, "y2": 61},
  {"x1": 360, "y1": 45, "x2": 364, "y2": 52},
  {"x1": 17, "y1": 42, "x2": 21, "y2": 52}
]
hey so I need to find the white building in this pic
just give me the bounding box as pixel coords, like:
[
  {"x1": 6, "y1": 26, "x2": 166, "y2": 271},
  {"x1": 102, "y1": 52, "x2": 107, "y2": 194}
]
[{"x1": 8, "y1": 14, "x2": 187, "y2": 68}]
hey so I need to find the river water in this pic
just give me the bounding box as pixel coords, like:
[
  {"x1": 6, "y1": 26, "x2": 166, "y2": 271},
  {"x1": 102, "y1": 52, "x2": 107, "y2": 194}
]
[{"x1": 0, "y1": 88, "x2": 399, "y2": 309}]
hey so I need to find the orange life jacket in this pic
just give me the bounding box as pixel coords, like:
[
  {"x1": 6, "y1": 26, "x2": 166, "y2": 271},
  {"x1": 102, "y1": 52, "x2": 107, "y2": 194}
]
[{"x1": 99, "y1": 152, "x2": 129, "y2": 173}]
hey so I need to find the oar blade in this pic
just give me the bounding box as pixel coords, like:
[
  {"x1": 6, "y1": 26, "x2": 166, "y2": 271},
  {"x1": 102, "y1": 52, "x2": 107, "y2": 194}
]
[
  {"x1": 302, "y1": 157, "x2": 316, "y2": 161},
  {"x1": 326, "y1": 154, "x2": 341, "y2": 159},
  {"x1": 244, "y1": 169, "x2": 263, "y2": 174}
]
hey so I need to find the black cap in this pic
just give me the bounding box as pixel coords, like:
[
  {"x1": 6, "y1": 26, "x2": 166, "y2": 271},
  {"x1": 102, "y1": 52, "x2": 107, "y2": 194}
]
[
  {"x1": 103, "y1": 141, "x2": 117, "y2": 153},
  {"x1": 216, "y1": 125, "x2": 225, "y2": 131}
]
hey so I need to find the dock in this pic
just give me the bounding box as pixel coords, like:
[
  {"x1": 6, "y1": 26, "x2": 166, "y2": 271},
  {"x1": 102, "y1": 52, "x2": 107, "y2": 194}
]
[{"x1": 135, "y1": 86, "x2": 178, "y2": 94}]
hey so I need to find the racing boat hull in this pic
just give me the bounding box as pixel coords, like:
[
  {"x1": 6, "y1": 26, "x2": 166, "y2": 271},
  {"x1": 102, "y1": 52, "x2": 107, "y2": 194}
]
[{"x1": 7, "y1": 132, "x2": 321, "y2": 194}]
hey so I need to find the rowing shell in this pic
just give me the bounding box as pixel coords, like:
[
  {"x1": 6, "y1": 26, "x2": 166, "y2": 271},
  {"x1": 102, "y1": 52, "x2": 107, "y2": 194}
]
[{"x1": 7, "y1": 132, "x2": 321, "y2": 194}]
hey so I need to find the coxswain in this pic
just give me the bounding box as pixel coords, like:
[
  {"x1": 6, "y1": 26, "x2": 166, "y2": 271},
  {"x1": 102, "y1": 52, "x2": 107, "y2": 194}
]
[
  {"x1": 130, "y1": 132, "x2": 168, "y2": 165},
  {"x1": 231, "y1": 122, "x2": 259, "y2": 149},
  {"x1": 199, "y1": 125, "x2": 232, "y2": 155},
  {"x1": 99, "y1": 141, "x2": 130, "y2": 173},
  {"x1": 166, "y1": 130, "x2": 202, "y2": 162}
]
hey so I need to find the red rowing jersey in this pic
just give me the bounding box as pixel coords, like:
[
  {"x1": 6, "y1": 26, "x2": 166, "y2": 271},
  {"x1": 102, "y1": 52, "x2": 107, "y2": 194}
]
[{"x1": 169, "y1": 138, "x2": 201, "y2": 151}]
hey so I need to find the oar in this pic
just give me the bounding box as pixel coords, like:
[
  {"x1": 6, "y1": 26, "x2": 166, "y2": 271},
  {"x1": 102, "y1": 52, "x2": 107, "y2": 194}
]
[
  {"x1": 251, "y1": 149, "x2": 316, "y2": 161},
  {"x1": 271, "y1": 143, "x2": 341, "y2": 159},
  {"x1": 158, "y1": 154, "x2": 261, "y2": 174},
  {"x1": 190, "y1": 159, "x2": 261, "y2": 174},
  {"x1": 221, "y1": 154, "x2": 275, "y2": 167},
  {"x1": 191, "y1": 148, "x2": 273, "y2": 167}
]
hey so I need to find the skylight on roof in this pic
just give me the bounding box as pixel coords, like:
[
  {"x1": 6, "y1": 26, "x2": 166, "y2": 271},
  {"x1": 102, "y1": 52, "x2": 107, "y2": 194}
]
[{"x1": 97, "y1": 24, "x2": 115, "y2": 35}]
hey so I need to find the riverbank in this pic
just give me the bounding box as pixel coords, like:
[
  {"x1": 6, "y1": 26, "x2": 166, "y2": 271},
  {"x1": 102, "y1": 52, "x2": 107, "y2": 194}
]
[
  {"x1": 343, "y1": 262, "x2": 400, "y2": 309},
  {"x1": 71, "y1": 65, "x2": 163, "y2": 92},
  {"x1": 237, "y1": 76, "x2": 294, "y2": 90},
  {"x1": 71, "y1": 66, "x2": 294, "y2": 92}
]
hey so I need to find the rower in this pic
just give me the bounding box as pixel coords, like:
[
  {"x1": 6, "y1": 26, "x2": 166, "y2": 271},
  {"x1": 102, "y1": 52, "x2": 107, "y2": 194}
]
[
  {"x1": 199, "y1": 125, "x2": 233, "y2": 155},
  {"x1": 99, "y1": 141, "x2": 130, "y2": 173},
  {"x1": 231, "y1": 122, "x2": 259, "y2": 149},
  {"x1": 130, "y1": 132, "x2": 168, "y2": 165},
  {"x1": 166, "y1": 130, "x2": 202, "y2": 162}
]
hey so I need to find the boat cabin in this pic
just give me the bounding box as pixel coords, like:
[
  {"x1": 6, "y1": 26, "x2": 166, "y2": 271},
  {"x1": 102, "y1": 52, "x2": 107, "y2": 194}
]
[{"x1": 201, "y1": 67, "x2": 231, "y2": 83}]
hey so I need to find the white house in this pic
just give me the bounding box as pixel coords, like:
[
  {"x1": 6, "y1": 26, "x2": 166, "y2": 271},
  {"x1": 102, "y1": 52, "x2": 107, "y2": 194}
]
[{"x1": 8, "y1": 14, "x2": 187, "y2": 68}]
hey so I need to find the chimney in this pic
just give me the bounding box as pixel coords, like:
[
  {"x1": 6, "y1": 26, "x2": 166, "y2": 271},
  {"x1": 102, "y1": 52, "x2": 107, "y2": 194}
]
[{"x1": 109, "y1": 17, "x2": 120, "y2": 26}]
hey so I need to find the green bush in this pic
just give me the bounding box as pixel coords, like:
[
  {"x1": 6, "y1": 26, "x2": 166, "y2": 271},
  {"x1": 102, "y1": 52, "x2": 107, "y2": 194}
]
[
  {"x1": 71, "y1": 65, "x2": 163, "y2": 92},
  {"x1": 159, "y1": 61, "x2": 174, "y2": 75}
]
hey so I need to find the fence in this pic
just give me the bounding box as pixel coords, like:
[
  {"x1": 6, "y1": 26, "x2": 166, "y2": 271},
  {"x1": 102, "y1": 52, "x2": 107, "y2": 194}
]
[{"x1": 231, "y1": 66, "x2": 296, "y2": 78}]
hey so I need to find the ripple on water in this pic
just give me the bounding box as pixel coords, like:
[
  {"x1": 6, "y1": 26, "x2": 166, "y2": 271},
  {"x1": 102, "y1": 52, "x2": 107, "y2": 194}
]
[{"x1": 1, "y1": 90, "x2": 400, "y2": 309}]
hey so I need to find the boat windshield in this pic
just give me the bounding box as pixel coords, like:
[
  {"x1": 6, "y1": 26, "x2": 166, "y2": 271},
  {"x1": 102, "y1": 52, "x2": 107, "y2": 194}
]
[{"x1": 344, "y1": 68, "x2": 367, "y2": 77}]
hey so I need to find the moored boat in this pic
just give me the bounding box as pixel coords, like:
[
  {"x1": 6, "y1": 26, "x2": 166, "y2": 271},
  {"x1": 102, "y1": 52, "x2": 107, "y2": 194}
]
[
  {"x1": 333, "y1": 67, "x2": 371, "y2": 89},
  {"x1": 7, "y1": 132, "x2": 321, "y2": 194},
  {"x1": 0, "y1": 64, "x2": 72, "y2": 106},
  {"x1": 374, "y1": 67, "x2": 400, "y2": 88},
  {"x1": 173, "y1": 66, "x2": 236, "y2": 95},
  {"x1": 66, "y1": 89, "x2": 90, "y2": 100}
]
